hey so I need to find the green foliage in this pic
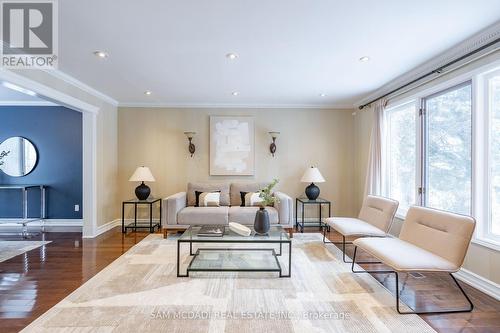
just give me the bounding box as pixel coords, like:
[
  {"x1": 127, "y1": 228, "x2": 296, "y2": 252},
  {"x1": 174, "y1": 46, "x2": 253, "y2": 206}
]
[
  {"x1": 258, "y1": 179, "x2": 279, "y2": 208},
  {"x1": 0, "y1": 150, "x2": 9, "y2": 167}
]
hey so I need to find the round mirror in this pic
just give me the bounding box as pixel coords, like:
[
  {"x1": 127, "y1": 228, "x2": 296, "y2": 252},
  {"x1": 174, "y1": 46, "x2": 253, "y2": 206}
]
[{"x1": 0, "y1": 137, "x2": 38, "y2": 177}]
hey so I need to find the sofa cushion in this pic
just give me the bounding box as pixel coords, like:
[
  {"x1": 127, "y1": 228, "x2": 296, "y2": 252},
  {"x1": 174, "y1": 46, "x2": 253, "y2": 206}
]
[
  {"x1": 230, "y1": 182, "x2": 269, "y2": 206},
  {"x1": 187, "y1": 182, "x2": 230, "y2": 206},
  {"x1": 178, "y1": 206, "x2": 229, "y2": 225},
  {"x1": 228, "y1": 206, "x2": 279, "y2": 225}
]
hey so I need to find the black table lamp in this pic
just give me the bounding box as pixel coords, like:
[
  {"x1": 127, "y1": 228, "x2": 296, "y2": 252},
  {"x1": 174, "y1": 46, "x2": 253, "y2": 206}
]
[
  {"x1": 129, "y1": 166, "x2": 155, "y2": 200},
  {"x1": 300, "y1": 166, "x2": 325, "y2": 200}
]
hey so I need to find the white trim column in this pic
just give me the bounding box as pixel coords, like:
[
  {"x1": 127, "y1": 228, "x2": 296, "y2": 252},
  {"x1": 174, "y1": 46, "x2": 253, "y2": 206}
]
[
  {"x1": 0, "y1": 69, "x2": 99, "y2": 237},
  {"x1": 82, "y1": 112, "x2": 97, "y2": 237}
]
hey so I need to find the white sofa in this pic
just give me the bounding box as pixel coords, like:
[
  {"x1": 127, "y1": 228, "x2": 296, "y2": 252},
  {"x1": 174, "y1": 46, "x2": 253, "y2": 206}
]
[{"x1": 162, "y1": 182, "x2": 294, "y2": 237}]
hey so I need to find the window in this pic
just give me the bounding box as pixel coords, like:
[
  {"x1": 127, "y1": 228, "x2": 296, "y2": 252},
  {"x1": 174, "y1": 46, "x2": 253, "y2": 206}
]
[
  {"x1": 384, "y1": 83, "x2": 472, "y2": 217},
  {"x1": 384, "y1": 102, "x2": 417, "y2": 215},
  {"x1": 487, "y1": 71, "x2": 500, "y2": 239},
  {"x1": 424, "y1": 83, "x2": 472, "y2": 215},
  {"x1": 382, "y1": 65, "x2": 500, "y2": 249}
]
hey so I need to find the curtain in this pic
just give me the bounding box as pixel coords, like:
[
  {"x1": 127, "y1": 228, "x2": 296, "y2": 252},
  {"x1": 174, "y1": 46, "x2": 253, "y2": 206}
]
[{"x1": 363, "y1": 99, "x2": 387, "y2": 198}]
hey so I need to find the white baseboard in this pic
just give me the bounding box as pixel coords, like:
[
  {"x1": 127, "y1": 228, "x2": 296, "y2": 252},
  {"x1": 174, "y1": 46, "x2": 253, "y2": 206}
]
[
  {"x1": 92, "y1": 219, "x2": 121, "y2": 238},
  {"x1": 454, "y1": 268, "x2": 500, "y2": 301}
]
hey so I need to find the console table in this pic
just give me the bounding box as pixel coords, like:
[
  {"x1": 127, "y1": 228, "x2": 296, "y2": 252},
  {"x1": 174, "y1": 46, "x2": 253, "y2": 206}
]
[{"x1": 0, "y1": 184, "x2": 46, "y2": 237}]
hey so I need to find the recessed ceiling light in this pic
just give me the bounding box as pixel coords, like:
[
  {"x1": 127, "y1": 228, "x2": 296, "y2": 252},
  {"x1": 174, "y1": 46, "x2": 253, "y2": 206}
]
[
  {"x1": 319, "y1": 93, "x2": 326, "y2": 97},
  {"x1": 232, "y1": 91, "x2": 239, "y2": 96},
  {"x1": 144, "y1": 90, "x2": 152, "y2": 95},
  {"x1": 226, "y1": 53, "x2": 238, "y2": 60},
  {"x1": 93, "y1": 51, "x2": 109, "y2": 59},
  {"x1": 359, "y1": 56, "x2": 370, "y2": 62}
]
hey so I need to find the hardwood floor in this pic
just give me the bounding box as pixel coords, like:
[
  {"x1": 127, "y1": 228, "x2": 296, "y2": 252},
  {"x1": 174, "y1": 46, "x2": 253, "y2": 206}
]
[{"x1": 0, "y1": 228, "x2": 498, "y2": 332}]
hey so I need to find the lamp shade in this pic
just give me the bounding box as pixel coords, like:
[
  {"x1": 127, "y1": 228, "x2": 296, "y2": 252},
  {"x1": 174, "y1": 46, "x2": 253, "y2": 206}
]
[
  {"x1": 129, "y1": 166, "x2": 155, "y2": 182},
  {"x1": 184, "y1": 131, "x2": 196, "y2": 139},
  {"x1": 268, "y1": 131, "x2": 280, "y2": 139},
  {"x1": 300, "y1": 167, "x2": 325, "y2": 183}
]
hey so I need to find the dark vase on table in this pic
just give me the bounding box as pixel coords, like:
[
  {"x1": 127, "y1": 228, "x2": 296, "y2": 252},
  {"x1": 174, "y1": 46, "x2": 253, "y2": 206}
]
[{"x1": 254, "y1": 207, "x2": 270, "y2": 235}]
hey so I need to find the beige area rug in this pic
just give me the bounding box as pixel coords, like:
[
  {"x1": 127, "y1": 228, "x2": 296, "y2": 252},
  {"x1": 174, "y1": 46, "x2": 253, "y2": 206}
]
[
  {"x1": 22, "y1": 234, "x2": 436, "y2": 333},
  {"x1": 0, "y1": 240, "x2": 51, "y2": 263}
]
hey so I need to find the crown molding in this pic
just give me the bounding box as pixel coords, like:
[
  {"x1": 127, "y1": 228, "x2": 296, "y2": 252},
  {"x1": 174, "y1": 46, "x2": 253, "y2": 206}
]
[
  {"x1": 355, "y1": 21, "x2": 500, "y2": 107},
  {"x1": 118, "y1": 102, "x2": 354, "y2": 110},
  {"x1": 0, "y1": 68, "x2": 100, "y2": 113},
  {"x1": 42, "y1": 69, "x2": 119, "y2": 106},
  {"x1": 0, "y1": 100, "x2": 57, "y2": 106},
  {"x1": 1, "y1": 39, "x2": 117, "y2": 106}
]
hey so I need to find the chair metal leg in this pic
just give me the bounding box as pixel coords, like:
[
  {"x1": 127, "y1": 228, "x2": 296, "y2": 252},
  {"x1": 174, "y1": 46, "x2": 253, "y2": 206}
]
[
  {"x1": 340, "y1": 240, "x2": 382, "y2": 264},
  {"x1": 323, "y1": 227, "x2": 340, "y2": 244},
  {"x1": 323, "y1": 231, "x2": 382, "y2": 264},
  {"x1": 395, "y1": 272, "x2": 474, "y2": 314},
  {"x1": 322, "y1": 225, "x2": 381, "y2": 262},
  {"x1": 351, "y1": 247, "x2": 474, "y2": 314},
  {"x1": 351, "y1": 246, "x2": 393, "y2": 273}
]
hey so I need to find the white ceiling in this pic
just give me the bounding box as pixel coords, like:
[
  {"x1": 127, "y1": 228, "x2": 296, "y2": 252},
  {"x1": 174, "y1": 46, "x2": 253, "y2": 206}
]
[{"x1": 58, "y1": 0, "x2": 500, "y2": 108}]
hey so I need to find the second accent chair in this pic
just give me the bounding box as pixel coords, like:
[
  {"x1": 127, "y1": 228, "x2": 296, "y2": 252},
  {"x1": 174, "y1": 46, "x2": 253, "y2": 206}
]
[
  {"x1": 324, "y1": 195, "x2": 399, "y2": 262},
  {"x1": 351, "y1": 206, "x2": 476, "y2": 314}
]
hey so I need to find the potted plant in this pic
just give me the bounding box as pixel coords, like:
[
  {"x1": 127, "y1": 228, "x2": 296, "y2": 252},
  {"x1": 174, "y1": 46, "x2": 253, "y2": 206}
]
[
  {"x1": 0, "y1": 150, "x2": 9, "y2": 167},
  {"x1": 254, "y1": 179, "x2": 280, "y2": 235}
]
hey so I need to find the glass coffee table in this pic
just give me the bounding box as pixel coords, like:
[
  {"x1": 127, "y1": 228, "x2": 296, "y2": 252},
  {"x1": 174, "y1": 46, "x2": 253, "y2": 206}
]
[{"x1": 177, "y1": 225, "x2": 291, "y2": 278}]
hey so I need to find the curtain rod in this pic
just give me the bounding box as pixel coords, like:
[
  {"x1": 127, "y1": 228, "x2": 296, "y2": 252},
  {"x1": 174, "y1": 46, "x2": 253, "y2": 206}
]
[{"x1": 358, "y1": 37, "x2": 500, "y2": 110}]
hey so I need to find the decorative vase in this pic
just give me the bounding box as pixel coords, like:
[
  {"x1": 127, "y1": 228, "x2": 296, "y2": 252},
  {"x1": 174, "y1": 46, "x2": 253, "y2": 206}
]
[
  {"x1": 135, "y1": 181, "x2": 151, "y2": 200},
  {"x1": 305, "y1": 182, "x2": 320, "y2": 200},
  {"x1": 254, "y1": 207, "x2": 270, "y2": 235}
]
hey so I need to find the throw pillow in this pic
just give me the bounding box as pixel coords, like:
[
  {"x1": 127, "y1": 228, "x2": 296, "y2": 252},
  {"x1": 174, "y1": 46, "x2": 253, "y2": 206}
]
[
  {"x1": 195, "y1": 191, "x2": 221, "y2": 207},
  {"x1": 240, "y1": 191, "x2": 264, "y2": 207}
]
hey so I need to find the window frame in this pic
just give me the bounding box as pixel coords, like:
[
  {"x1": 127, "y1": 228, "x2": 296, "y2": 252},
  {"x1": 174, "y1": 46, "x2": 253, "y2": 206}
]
[
  {"x1": 479, "y1": 68, "x2": 500, "y2": 248},
  {"x1": 421, "y1": 80, "x2": 473, "y2": 215},
  {"x1": 383, "y1": 100, "x2": 419, "y2": 218},
  {"x1": 382, "y1": 59, "x2": 500, "y2": 251}
]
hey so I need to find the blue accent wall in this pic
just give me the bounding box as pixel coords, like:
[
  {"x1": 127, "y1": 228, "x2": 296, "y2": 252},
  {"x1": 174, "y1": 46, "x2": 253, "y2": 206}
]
[{"x1": 0, "y1": 106, "x2": 82, "y2": 219}]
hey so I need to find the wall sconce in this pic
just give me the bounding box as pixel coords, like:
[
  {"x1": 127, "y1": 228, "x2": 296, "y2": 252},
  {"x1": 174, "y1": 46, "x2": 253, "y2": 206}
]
[
  {"x1": 183, "y1": 132, "x2": 196, "y2": 157},
  {"x1": 268, "y1": 132, "x2": 280, "y2": 157}
]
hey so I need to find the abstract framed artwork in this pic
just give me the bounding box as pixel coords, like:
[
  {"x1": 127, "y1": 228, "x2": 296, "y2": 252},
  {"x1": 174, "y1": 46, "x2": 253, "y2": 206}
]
[{"x1": 210, "y1": 116, "x2": 255, "y2": 176}]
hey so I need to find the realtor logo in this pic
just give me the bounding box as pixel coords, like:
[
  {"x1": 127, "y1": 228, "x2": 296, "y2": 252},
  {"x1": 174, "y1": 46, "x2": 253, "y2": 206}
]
[{"x1": 1, "y1": 0, "x2": 58, "y2": 68}]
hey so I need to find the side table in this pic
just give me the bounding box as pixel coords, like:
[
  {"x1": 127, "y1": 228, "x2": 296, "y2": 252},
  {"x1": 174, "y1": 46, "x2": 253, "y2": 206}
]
[
  {"x1": 122, "y1": 198, "x2": 162, "y2": 233},
  {"x1": 295, "y1": 197, "x2": 331, "y2": 233}
]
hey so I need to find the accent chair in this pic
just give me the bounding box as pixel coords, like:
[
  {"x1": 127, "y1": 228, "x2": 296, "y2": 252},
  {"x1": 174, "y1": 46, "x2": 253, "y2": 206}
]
[
  {"x1": 324, "y1": 195, "x2": 399, "y2": 263},
  {"x1": 351, "y1": 205, "x2": 476, "y2": 314}
]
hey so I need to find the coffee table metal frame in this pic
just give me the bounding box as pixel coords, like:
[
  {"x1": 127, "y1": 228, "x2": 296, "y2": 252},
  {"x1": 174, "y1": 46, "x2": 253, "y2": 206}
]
[{"x1": 177, "y1": 226, "x2": 291, "y2": 278}]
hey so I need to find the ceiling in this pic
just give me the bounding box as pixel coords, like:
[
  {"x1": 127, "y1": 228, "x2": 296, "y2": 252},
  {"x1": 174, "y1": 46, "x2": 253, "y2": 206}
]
[{"x1": 58, "y1": 0, "x2": 500, "y2": 108}]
